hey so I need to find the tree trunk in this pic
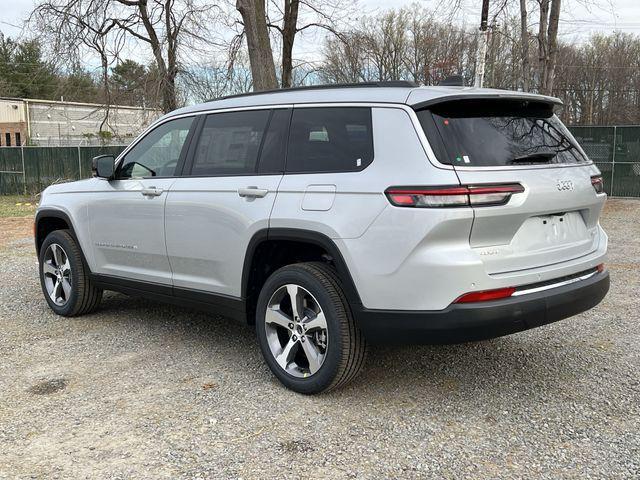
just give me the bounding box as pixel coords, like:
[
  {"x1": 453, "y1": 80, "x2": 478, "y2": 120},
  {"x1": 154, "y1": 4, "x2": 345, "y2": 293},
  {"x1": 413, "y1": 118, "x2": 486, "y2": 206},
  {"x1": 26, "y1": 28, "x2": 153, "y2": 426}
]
[
  {"x1": 137, "y1": 0, "x2": 175, "y2": 112},
  {"x1": 519, "y1": 0, "x2": 530, "y2": 91},
  {"x1": 537, "y1": 0, "x2": 549, "y2": 91},
  {"x1": 281, "y1": 0, "x2": 299, "y2": 88},
  {"x1": 542, "y1": 0, "x2": 561, "y2": 95},
  {"x1": 99, "y1": 50, "x2": 111, "y2": 132},
  {"x1": 236, "y1": 0, "x2": 278, "y2": 91}
]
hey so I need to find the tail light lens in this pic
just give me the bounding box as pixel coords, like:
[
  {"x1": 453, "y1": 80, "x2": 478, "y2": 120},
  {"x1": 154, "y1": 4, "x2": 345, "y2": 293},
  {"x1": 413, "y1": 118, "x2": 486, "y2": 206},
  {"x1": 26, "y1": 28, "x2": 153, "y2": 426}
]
[
  {"x1": 385, "y1": 184, "x2": 524, "y2": 208},
  {"x1": 454, "y1": 287, "x2": 516, "y2": 303},
  {"x1": 591, "y1": 175, "x2": 604, "y2": 194}
]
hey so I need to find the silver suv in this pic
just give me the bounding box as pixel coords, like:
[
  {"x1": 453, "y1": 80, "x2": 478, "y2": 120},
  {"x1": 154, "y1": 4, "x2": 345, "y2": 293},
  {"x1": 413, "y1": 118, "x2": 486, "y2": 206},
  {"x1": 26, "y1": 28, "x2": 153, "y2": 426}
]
[{"x1": 35, "y1": 82, "x2": 610, "y2": 393}]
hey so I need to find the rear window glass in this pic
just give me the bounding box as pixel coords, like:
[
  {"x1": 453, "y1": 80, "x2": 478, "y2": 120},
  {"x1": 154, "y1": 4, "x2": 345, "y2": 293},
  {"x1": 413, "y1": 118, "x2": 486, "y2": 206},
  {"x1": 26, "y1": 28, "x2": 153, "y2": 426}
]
[
  {"x1": 287, "y1": 107, "x2": 374, "y2": 173},
  {"x1": 416, "y1": 100, "x2": 589, "y2": 167}
]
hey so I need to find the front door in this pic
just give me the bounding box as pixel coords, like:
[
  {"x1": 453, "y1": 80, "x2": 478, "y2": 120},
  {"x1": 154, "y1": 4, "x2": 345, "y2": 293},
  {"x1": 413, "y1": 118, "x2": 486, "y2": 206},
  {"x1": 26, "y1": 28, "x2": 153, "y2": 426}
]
[{"x1": 87, "y1": 116, "x2": 196, "y2": 284}]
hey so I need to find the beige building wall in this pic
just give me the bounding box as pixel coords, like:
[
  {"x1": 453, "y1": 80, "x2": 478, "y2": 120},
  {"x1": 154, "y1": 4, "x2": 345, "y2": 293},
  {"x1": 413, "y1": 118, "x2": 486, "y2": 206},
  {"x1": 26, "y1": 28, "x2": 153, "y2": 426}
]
[
  {"x1": 0, "y1": 98, "x2": 161, "y2": 146},
  {"x1": 0, "y1": 99, "x2": 28, "y2": 146}
]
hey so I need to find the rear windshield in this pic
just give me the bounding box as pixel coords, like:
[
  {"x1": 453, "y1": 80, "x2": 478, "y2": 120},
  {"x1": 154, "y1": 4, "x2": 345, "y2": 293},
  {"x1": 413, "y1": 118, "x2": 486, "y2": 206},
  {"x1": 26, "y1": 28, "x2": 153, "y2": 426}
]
[{"x1": 416, "y1": 99, "x2": 589, "y2": 167}]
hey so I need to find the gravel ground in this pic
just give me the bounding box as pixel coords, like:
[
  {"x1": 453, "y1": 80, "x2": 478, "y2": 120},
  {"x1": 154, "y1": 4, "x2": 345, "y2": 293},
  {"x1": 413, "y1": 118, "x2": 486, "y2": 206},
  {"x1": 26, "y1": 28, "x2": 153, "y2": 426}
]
[{"x1": 0, "y1": 200, "x2": 638, "y2": 479}]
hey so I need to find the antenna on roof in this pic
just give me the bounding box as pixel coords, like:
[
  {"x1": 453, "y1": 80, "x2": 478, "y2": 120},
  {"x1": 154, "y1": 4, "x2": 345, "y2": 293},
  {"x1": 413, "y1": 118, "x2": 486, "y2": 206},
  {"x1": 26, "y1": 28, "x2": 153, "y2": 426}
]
[{"x1": 439, "y1": 75, "x2": 465, "y2": 87}]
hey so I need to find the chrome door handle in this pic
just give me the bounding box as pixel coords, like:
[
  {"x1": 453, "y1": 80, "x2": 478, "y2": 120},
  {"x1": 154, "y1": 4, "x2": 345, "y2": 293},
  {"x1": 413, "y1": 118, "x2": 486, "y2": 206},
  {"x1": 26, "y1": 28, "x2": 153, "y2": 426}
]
[
  {"x1": 238, "y1": 186, "x2": 269, "y2": 198},
  {"x1": 141, "y1": 187, "x2": 163, "y2": 197}
]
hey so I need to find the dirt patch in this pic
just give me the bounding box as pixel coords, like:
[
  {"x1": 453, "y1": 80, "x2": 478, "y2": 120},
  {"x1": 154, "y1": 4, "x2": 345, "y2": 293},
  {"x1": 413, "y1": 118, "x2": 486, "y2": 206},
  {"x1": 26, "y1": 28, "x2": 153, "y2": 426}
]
[
  {"x1": 0, "y1": 217, "x2": 33, "y2": 249},
  {"x1": 27, "y1": 378, "x2": 68, "y2": 395}
]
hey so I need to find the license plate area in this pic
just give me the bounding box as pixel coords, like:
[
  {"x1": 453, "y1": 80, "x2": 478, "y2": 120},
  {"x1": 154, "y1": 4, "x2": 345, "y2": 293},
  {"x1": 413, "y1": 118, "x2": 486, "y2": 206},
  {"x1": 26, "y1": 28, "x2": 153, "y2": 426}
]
[{"x1": 528, "y1": 211, "x2": 587, "y2": 249}]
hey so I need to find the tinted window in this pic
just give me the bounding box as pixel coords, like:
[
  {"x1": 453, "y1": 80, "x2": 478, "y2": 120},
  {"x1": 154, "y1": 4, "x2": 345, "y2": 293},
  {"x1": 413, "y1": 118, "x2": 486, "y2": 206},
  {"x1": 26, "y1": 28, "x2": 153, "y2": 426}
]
[
  {"x1": 417, "y1": 100, "x2": 588, "y2": 167},
  {"x1": 287, "y1": 107, "x2": 373, "y2": 173},
  {"x1": 258, "y1": 109, "x2": 291, "y2": 174},
  {"x1": 118, "y1": 116, "x2": 194, "y2": 178},
  {"x1": 190, "y1": 110, "x2": 270, "y2": 176}
]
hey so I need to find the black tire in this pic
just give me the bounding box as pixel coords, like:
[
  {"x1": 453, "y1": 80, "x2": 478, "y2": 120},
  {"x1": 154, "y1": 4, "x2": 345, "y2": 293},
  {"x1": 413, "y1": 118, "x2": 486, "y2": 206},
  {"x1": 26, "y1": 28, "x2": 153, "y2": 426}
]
[
  {"x1": 38, "y1": 229, "x2": 102, "y2": 316},
  {"x1": 255, "y1": 262, "x2": 367, "y2": 394}
]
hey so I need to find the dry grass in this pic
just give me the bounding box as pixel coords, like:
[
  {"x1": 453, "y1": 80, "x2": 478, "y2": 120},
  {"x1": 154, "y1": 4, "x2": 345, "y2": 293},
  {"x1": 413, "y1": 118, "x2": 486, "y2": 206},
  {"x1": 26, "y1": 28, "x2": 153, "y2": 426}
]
[{"x1": 0, "y1": 195, "x2": 38, "y2": 218}]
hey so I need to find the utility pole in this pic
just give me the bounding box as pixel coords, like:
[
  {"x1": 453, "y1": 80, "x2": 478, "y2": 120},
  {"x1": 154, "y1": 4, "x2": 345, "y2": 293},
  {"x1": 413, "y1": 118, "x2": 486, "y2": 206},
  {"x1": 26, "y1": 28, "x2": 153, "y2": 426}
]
[{"x1": 474, "y1": 0, "x2": 490, "y2": 88}]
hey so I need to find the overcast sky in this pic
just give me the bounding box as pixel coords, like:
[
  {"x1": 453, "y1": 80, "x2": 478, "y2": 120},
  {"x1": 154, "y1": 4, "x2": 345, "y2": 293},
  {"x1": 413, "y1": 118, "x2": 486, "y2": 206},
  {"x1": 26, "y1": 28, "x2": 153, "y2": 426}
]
[{"x1": 2, "y1": 0, "x2": 639, "y2": 59}]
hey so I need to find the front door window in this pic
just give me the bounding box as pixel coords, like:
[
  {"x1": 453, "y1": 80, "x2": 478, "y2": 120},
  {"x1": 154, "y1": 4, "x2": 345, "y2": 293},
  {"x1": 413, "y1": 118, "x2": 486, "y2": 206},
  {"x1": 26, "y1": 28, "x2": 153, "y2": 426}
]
[{"x1": 117, "y1": 116, "x2": 194, "y2": 179}]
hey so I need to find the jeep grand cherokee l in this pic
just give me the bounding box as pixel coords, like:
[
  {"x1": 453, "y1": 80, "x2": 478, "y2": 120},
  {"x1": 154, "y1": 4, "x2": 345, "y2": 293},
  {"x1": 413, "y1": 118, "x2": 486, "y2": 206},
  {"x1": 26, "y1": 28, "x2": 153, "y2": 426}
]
[{"x1": 35, "y1": 82, "x2": 609, "y2": 394}]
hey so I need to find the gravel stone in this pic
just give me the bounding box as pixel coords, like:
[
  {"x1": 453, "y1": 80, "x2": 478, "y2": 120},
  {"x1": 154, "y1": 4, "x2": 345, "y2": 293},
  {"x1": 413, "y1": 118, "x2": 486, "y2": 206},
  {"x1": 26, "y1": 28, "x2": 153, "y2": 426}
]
[{"x1": 0, "y1": 199, "x2": 638, "y2": 479}]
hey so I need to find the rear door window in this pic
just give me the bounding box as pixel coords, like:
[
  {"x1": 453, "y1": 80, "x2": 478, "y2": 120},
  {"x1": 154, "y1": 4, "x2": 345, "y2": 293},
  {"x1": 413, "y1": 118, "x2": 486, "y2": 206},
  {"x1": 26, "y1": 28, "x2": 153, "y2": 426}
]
[
  {"x1": 286, "y1": 107, "x2": 374, "y2": 173},
  {"x1": 190, "y1": 110, "x2": 270, "y2": 176},
  {"x1": 416, "y1": 99, "x2": 588, "y2": 167}
]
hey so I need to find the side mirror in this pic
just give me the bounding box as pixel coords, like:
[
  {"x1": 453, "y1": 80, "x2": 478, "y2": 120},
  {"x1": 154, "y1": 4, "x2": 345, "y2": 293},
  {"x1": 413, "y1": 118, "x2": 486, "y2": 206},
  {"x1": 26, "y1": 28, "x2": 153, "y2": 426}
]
[{"x1": 92, "y1": 155, "x2": 115, "y2": 179}]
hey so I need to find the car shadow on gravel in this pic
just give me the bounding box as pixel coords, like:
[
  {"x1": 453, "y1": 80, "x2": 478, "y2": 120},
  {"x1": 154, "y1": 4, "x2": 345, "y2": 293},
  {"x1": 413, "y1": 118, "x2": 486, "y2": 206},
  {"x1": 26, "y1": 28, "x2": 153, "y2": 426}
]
[{"x1": 95, "y1": 292, "x2": 581, "y2": 401}]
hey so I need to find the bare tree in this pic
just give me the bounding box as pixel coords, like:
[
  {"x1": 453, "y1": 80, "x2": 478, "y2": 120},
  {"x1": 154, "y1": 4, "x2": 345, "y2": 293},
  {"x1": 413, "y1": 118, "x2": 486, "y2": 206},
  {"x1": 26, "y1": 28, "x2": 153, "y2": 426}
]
[
  {"x1": 236, "y1": 0, "x2": 278, "y2": 90},
  {"x1": 233, "y1": 0, "x2": 353, "y2": 89},
  {"x1": 33, "y1": 0, "x2": 217, "y2": 113},
  {"x1": 519, "y1": 0, "x2": 530, "y2": 90},
  {"x1": 267, "y1": 0, "x2": 350, "y2": 88},
  {"x1": 181, "y1": 51, "x2": 253, "y2": 102},
  {"x1": 32, "y1": 1, "x2": 126, "y2": 130}
]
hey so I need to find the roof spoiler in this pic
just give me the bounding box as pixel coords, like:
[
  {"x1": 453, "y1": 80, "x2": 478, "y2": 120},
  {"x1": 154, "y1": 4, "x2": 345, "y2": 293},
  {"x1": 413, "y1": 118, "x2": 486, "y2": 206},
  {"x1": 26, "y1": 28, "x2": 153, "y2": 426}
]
[{"x1": 411, "y1": 93, "x2": 563, "y2": 111}]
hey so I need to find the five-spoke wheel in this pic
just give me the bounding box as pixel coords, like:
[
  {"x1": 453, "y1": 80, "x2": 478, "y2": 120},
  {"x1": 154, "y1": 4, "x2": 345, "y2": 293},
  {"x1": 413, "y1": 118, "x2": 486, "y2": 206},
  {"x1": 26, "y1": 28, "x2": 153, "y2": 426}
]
[
  {"x1": 38, "y1": 229, "x2": 102, "y2": 316},
  {"x1": 256, "y1": 262, "x2": 367, "y2": 394},
  {"x1": 42, "y1": 243, "x2": 72, "y2": 306},
  {"x1": 265, "y1": 284, "x2": 329, "y2": 377}
]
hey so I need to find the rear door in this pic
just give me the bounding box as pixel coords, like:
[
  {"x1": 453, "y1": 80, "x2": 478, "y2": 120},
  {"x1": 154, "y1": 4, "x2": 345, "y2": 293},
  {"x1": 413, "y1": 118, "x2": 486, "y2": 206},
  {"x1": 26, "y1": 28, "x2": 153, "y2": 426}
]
[
  {"x1": 164, "y1": 108, "x2": 290, "y2": 297},
  {"x1": 416, "y1": 98, "x2": 606, "y2": 274}
]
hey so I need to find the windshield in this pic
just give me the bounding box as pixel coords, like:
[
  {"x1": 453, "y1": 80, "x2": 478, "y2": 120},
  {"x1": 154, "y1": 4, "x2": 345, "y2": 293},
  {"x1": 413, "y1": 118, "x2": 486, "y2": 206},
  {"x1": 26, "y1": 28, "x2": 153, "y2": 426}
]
[{"x1": 416, "y1": 99, "x2": 589, "y2": 167}]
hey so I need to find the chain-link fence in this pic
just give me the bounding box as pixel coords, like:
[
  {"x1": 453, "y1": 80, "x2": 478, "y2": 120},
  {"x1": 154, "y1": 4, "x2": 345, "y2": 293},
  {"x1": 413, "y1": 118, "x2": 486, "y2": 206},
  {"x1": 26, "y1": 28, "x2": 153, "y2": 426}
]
[
  {"x1": 0, "y1": 146, "x2": 127, "y2": 195},
  {"x1": 569, "y1": 125, "x2": 640, "y2": 198},
  {"x1": 1, "y1": 126, "x2": 639, "y2": 197}
]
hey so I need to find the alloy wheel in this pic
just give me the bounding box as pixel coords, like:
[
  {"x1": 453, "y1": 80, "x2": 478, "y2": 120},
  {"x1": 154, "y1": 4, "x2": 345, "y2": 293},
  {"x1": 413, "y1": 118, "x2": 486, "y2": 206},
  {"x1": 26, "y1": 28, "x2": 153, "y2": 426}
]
[
  {"x1": 264, "y1": 284, "x2": 329, "y2": 378},
  {"x1": 42, "y1": 243, "x2": 72, "y2": 306}
]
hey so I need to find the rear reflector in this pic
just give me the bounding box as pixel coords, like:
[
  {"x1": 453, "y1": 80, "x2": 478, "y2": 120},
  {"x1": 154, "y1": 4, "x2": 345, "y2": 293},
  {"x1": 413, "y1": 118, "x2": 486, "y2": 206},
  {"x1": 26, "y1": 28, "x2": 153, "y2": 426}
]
[
  {"x1": 454, "y1": 287, "x2": 516, "y2": 303},
  {"x1": 596, "y1": 263, "x2": 605, "y2": 273},
  {"x1": 385, "y1": 184, "x2": 524, "y2": 208},
  {"x1": 591, "y1": 175, "x2": 605, "y2": 194}
]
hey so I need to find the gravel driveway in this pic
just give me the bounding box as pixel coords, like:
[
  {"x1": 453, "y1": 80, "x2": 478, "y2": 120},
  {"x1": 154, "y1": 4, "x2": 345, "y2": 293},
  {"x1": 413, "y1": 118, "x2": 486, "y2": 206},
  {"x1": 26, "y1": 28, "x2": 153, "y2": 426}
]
[{"x1": 0, "y1": 200, "x2": 638, "y2": 479}]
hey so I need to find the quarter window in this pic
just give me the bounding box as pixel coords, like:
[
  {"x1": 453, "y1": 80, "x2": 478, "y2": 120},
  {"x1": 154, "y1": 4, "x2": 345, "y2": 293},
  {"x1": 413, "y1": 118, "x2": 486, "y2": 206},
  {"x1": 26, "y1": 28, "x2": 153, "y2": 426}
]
[
  {"x1": 190, "y1": 110, "x2": 270, "y2": 176},
  {"x1": 118, "y1": 116, "x2": 194, "y2": 179},
  {"x1": 286, "y1": 107, "x2": 374, "y2": 173}
]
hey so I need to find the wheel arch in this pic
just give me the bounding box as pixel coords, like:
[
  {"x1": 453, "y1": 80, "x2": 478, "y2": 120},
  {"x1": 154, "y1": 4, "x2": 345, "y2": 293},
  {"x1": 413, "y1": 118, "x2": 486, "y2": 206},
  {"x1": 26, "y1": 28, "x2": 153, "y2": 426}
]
[
  {"x1": 35, "y1": 209, "x2": 79, "y2": 256},
  {"x1": 242, "y1": 228, "x2": 363, "y2": 324}
]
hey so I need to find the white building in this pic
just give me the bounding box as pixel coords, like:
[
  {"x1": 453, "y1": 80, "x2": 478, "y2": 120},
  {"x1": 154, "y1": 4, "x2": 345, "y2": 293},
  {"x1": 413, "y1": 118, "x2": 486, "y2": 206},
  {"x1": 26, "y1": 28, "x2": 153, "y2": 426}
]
[{"x1": 0, "y1": 97, "x2": 161, "y2": 146}]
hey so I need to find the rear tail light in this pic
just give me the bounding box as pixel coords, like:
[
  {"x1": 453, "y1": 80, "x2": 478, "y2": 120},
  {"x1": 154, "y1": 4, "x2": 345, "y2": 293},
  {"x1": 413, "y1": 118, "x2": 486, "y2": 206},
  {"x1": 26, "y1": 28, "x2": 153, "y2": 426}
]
[
  {"x1": 385, "y1": 184, "x2": 524, "y2": 208},
  {"x1": 591, "y1": 175, "x2": 604, "y2": 194},
  {"x1": 454, "y1": 287, "x2": 516, "y2": 303}
]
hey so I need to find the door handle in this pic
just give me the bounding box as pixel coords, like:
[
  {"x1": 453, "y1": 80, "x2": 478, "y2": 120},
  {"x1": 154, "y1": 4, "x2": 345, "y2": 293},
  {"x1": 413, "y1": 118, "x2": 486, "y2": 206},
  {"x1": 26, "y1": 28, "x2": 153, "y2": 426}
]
[
  {"x1": 238, "y1": 186, "x2": 269, "y2": 198},
  {"x1": 141, "y1": 187, "x2": 164, "y2": 197}
]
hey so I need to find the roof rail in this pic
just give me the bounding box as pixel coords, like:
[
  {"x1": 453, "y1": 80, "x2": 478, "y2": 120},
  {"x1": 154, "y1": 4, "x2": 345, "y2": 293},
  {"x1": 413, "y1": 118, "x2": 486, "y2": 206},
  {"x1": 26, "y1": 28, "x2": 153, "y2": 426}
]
[{"x1": 208, "y1": 81, "x2": 420, "y2": 102}]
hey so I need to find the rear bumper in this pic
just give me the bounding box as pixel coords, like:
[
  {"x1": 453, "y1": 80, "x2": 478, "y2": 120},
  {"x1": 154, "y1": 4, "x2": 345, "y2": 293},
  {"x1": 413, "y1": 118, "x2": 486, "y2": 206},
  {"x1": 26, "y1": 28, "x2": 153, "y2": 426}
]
[{"x1": 353, "y1": 270, "x2": 610, "y2": 344}]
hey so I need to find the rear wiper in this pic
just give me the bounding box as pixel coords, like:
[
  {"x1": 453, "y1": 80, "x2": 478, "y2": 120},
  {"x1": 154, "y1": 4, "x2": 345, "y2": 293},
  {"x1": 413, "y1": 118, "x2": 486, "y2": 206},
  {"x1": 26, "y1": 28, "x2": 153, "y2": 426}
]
[{"x1": 511, "y1": 152, "x2": 557, "y2": 164}]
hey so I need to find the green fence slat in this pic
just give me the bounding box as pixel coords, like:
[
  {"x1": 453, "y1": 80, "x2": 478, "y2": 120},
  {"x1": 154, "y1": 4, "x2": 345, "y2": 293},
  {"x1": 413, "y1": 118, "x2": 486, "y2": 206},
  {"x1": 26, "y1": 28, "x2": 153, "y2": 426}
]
[
  {"x1": 610, "y1": 163, "x2": 640, "y2": 198},
  {"x1": 569, "y1": 126, "x2": 615, "y2": 163},
  {"x1": 0, "y1": 147, "x2": 24, "y2": 195},
  {"x1": 22, "y1": 146, "x2": 79, "y2": 194}
]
